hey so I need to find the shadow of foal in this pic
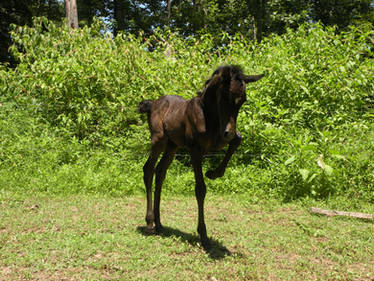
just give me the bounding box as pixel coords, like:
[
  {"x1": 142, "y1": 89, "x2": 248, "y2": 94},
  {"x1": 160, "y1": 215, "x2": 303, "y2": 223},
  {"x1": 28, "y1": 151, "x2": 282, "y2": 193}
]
[
  {"x1": 136, "y1": 226, "x2": 231, "y2": 260},
  {"x1": 138, "y1": 65, "x2": 264, "y2": 250}
]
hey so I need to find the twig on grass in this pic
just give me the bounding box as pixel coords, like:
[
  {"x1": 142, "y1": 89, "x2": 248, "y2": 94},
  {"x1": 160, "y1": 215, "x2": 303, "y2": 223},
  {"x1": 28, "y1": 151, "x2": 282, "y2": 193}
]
[{"x1": 310, "y1": 207, "x2": 374, "y2": 220}]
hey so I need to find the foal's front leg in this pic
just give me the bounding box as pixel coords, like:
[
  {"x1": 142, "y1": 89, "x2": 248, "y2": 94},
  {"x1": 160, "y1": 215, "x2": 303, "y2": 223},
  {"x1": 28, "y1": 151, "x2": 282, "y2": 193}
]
[
  {"x1": 206, "y1": 132, "x2": 242, "y2": 180},
  {"x1": 191, "y1": 149, "x2": 210, "y2": 249}
]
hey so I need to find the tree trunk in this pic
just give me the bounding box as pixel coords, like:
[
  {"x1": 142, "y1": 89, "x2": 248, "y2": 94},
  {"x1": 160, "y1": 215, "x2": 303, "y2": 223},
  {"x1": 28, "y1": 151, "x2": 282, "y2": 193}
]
[
  {"x1": 255, "y1": 0, "x2": 266, "y2": 43},
  {"x1": 71, "y1": 0, "x2": 78, "y2": 28},
  {"x1": 65, "y1": 0, "x2": 78, "y2": 29},
  {"x1": 248, "y1": 0, "x2": 266, "y2": 42},
  {"x1": 167, "y1": 0, "x2": 171, "y2": 26},
  {"x1": 113, "y1": 0, "x2": 126, "y2": 36},
  {"x1": 252, "y1": 16, "x2": 256, "y2": 42}
]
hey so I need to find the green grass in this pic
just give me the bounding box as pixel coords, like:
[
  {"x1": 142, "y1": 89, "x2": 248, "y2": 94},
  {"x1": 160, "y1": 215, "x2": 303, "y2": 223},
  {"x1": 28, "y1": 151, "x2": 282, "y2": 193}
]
[{"x1": 1, "y1": 192, "x2": 373, "y2": 280}]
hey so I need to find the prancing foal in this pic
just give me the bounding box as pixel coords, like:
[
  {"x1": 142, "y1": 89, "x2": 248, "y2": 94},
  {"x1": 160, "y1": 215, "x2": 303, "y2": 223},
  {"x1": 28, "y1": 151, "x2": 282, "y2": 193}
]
[{"x1": 138, "y1": 65, "x2": 263, "y2": 249}]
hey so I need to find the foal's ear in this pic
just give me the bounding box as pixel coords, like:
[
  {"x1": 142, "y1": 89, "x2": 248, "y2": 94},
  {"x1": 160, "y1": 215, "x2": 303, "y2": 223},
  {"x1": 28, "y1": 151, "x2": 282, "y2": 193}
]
[{"x1": 242, "y1": 73, "x2": 264, "y2": 83}]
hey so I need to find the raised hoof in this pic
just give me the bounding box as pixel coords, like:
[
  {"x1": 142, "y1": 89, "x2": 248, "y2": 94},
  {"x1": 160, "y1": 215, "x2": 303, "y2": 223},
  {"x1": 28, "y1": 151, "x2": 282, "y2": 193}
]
[{"x1": 205, "y1": 170, "x2": 222, "y2": 180}]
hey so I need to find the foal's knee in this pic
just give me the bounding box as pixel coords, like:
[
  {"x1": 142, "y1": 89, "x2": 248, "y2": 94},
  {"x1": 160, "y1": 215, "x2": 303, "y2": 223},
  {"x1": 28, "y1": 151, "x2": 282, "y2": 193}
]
[
  {"x1": 146, "y1": 212, "x2": 154, "y2": 225},
  {"x1": 232, "y1": 132, "x2": 242, "y2": 146}
]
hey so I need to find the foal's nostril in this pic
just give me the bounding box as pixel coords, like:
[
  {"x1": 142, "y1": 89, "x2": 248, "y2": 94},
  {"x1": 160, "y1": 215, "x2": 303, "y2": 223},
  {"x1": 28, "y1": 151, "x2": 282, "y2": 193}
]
[{"x1": 224, "y1": 131, "x2": 230, "y2": 138}]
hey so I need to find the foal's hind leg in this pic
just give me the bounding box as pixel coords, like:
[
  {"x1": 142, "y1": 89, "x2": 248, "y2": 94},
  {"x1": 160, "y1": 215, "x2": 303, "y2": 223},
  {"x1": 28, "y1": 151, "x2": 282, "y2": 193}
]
[
  {"x1": 154, "y1": 141, "x2": 177, "y2": 232},
  {"x1": 143, "y1": 142, "x2": 163, "y2": 233}
]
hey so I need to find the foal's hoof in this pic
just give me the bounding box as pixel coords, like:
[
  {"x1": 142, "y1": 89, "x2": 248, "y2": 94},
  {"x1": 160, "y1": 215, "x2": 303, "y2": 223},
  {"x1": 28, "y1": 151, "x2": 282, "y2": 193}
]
[
  {"x1": 201, "y1": 239, "x2": 211, "y2": 250},
  {"x1": 155, "y1": 224, "x2": 163, "y2": 234},
  {"x1": 205, "y1": 170, "x2": 222, "y2": 180},
  {"x1": 145, "y1": 226, "x2": 155, "y2": 235}
]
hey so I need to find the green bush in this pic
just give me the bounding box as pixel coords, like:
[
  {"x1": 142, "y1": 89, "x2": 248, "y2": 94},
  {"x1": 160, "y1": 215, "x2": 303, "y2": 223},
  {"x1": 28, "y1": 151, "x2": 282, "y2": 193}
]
[
  {"x1": 1, "y1": 18, "x2": 373, "y2": 202},
  {"x1": 4, "y1": 18, "x2": 220, "y2": 145}
]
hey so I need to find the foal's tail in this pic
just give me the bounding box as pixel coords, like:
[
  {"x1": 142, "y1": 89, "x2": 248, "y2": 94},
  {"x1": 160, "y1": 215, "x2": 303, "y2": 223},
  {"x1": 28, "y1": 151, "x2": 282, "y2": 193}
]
[{"x1": 138, "y1": 100, "x2": 153, "y2": 114}]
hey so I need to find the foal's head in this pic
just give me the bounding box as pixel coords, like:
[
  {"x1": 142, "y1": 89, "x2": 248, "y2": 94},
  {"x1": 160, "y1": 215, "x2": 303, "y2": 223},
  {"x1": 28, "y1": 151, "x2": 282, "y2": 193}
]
[{"x1": 201, "y1": 65, "x2": 264, "y2": 141}]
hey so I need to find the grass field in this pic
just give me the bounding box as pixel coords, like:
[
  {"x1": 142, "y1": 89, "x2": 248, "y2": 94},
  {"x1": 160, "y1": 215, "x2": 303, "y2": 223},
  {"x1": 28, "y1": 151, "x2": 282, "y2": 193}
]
[{"x1": 1, "y1": 192, "x2": 373, "y2": 280}]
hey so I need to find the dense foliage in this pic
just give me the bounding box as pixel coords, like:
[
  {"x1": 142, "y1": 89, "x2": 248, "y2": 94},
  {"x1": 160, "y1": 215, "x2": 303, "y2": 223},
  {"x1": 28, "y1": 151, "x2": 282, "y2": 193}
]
[{"x1": 0, "y1": 18, "x2": 373, "y2": 202}]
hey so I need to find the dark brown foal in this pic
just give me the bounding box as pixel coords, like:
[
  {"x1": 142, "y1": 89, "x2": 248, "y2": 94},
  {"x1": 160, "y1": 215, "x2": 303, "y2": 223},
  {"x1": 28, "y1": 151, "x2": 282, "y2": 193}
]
[{"x1": 138, "y1": 65, "x2": 263, "y2": 249}]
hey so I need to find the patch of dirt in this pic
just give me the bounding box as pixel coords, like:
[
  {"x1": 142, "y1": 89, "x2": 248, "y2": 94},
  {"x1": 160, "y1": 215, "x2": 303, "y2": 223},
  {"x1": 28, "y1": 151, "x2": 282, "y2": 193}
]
[
  {"x1": 314, "y1": 236, "x2": 329, "y2": 243},
  {"x1": 1, "y1": 265, "x2": 123, "y2": 281},
  {"x1": 309, "y1": 256, "x2": 337, "y2": 267},
  {"x1": 275, "y1": 252, "x2": 301, "y2": 269},
  {"x1": 1, "y1": 266, "x2": 12, "y2": 277},
  {"x1": 348, "y1": 263, "x2": 374, "y2": 280}
]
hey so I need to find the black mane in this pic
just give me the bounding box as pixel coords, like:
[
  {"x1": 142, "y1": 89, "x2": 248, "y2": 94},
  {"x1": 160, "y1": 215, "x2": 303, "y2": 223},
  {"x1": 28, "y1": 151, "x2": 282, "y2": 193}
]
[{"x1": 197, "y1": 65, "x2": 244, "y2": 96}]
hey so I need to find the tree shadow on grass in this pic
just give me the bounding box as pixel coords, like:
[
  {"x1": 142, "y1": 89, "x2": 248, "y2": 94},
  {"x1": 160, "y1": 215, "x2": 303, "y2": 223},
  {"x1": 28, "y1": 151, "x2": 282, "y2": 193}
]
[{"x1": 137, "y1": 225, "x2": 232, "y2": 260}]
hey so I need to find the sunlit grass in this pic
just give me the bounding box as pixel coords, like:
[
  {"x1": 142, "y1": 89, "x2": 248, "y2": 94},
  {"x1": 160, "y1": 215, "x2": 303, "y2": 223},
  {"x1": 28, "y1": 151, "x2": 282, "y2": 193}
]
[{"x1": 1, "y1": 193, "x2": 373, "y2": 280}]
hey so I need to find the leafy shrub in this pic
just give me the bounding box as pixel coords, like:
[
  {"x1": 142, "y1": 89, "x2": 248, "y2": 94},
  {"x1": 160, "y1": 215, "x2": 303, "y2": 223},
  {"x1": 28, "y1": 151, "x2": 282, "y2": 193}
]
[{"x1": 4, "y1": 18, "x2": 220, "y2": 145}]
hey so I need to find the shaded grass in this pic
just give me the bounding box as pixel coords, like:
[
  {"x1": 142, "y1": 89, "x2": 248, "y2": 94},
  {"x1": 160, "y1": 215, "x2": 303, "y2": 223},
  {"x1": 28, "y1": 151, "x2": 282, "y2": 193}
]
[{"x1": 1, "y1": 192, "x2": 373, "y2": 280}]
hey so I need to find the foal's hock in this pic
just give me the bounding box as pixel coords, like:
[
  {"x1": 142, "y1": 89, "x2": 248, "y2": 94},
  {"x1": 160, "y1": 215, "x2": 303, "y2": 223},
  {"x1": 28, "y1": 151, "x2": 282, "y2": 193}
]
[{"x1": 138, "y1": 65, "x2": 264, "y2": 249}]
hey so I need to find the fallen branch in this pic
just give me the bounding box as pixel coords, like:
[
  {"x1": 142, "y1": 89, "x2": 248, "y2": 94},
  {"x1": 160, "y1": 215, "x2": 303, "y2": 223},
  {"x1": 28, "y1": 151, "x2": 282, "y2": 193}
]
[{"x1": 310, "y1": 207, "x2": 374, "y2": 220}]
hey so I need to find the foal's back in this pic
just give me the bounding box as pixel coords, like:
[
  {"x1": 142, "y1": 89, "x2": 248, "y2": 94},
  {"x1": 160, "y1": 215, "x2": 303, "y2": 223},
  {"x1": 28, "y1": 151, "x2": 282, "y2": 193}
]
[{"x1": 149, "y1": 95, "x2": 189, "y2": 146}]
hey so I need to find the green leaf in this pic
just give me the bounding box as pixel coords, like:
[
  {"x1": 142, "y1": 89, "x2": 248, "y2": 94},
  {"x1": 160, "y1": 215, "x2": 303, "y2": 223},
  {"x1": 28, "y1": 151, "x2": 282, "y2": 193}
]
[
  {"x1": 285, "y1": 156, "x2": 296, "y2": 166},
  {"x1": 308, "y1": 173, "x2": 318, "y2": 183},
  {"x1": 299, "y1": 168, "x2": 309, "y2": 181},
  {"x1": 300, "y1": 85, "x2": 310, "y2": 95},
  {"x1": 317, "y1": 155, "x2": 333, "y2": 176},
  {"x1": 331, "y1": 154, "x2": 347, "y2": 161},
  {"x1": 323, "y1": 164, "x2": 334, "y2": 176}
]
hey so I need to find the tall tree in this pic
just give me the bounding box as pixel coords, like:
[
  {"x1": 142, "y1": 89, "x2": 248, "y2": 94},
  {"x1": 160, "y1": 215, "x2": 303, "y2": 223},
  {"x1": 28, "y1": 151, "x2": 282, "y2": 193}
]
[
  {"x1": 252, "y1": 0, "x2": 266, "y2": 42},
  {"x1": 167, "y1": 0, "x2": 171, "y2": 26},
  {"x1": 65, "y1": 0, "x2": 79, "y2": 28}
]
